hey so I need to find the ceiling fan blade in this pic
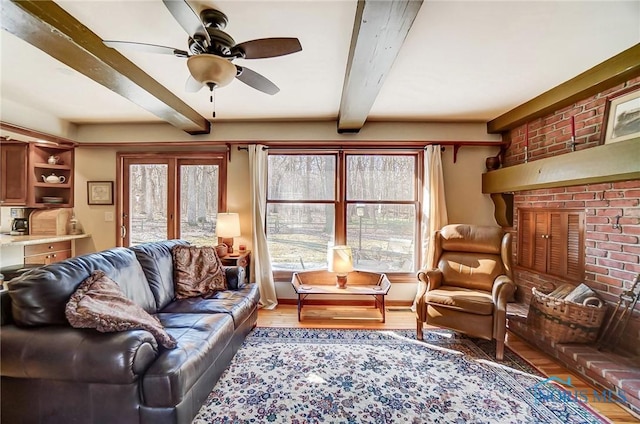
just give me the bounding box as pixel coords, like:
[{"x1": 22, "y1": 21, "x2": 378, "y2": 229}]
[
  {"x1": 103, "y1": 40, "x2": 189, "y2": 57},
  {"x1": 233, "y1": 38, "x2": 302, "y2": 59},
  {"x1": 185, "y1": 75, "x2": 204, "y2": 92},
  {"x1": 162, "y1": 0, "x2": 211, "y2": 47},
  {"x1": 235, "y1": 66, "x2": 280, "y2": 95}
]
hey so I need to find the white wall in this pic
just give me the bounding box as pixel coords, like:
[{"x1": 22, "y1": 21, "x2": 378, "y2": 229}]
[{"x1": 1, "y1": 98, "x2": 77, "y2": 139}]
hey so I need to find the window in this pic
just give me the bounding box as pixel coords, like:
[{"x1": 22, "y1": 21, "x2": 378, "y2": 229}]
[
  {"x1": 517, "y1": 208, "x2": 585, "y2": 281},
  {"x1": 119, "y1": 153, "x2": 226, "y2": 247},
  {"x1": 266, "y1": 151, "x2": 420, "y2": 278}
]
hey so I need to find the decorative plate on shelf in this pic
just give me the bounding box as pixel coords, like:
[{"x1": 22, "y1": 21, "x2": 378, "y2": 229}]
[{"x1": 42, "y1": 196, "x2": 64, "y2": 204}]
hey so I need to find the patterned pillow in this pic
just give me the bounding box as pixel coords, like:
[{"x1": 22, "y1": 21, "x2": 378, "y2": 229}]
[
  {"x1": 172, "y1": 245, "x2": 227, "y2": 299},
  {"x1": 65, "y1": 270, "x2": 177, "y2": 349}
]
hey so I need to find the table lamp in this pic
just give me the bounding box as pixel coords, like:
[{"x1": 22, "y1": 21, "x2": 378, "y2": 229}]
[
  {"x1": 216, "y1": 212, "x2": 241, "y2": 254},
  {"x1": 328, "y1": 245, "x2": 353, "y2": 289}
]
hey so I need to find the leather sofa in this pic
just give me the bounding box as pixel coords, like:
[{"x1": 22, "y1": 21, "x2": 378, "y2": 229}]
[{"x1": 0, "y1": 239, "x2": 260, "y2": 424}]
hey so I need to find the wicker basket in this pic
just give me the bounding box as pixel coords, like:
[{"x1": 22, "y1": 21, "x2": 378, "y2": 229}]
[{"x1": 527, "y1": 287, "x2": 607, "y2": 344}]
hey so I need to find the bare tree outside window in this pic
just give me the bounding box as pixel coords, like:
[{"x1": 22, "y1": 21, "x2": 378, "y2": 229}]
[{"x1": 127, "y1": 162, "x2": 221, "y2": 246}]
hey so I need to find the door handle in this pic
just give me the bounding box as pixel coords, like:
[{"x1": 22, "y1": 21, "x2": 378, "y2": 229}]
[{"x1": 121, "y1": 225, "x2": 127, "y2": 239}]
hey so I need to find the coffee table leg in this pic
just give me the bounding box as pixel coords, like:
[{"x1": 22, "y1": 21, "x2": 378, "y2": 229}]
[
  {"x1": 297, "y1": 294, "x2": 302, "y2": 321},
  {"x1": 381, "y1": 295, "x2": 386, "y2": 323}
]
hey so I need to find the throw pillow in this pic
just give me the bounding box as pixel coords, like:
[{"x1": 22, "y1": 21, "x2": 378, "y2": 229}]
[
  {"x1": 172, "y1": 245, "x2": 227, "y2": 299},
  {"x1": 65, "y1": 270, "x2": 177, "y2": 349}
]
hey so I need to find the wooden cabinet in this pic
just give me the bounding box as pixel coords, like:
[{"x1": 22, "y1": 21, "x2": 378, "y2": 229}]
[
  {"x1": 24, "y1": 240, "x2": 72, "y2": 265},
  {"x1": 28, "y1": 143, "x2": 74, "y2": 208},
  {"x1": 0, "y1": 142, "x2": 28, "y2": 205},
  {"x1": 518, "y1": 209, "x2": 585, "y2": 281}
]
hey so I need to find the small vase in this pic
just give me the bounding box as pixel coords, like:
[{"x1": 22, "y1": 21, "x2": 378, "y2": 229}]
[{"x1": 485, "y1": 155, "x2": 501, "y2": 171}]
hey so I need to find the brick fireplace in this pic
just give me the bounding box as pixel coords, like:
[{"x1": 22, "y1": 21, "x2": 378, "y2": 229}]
[
  {"x1": 501, "y1": 77, "x2": 640, "y2": 357},
  {"x1": 483, "y1": 76, "x2": 640, "y2": 416}
]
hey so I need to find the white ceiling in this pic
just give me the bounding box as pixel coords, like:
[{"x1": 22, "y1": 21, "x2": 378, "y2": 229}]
[{"x1": 1, "y1": 0, "x2": 639, "y2": 128}]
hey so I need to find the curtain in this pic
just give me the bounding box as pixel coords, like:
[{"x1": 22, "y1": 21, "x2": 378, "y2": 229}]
[
  {"x1": 421, "y1": 145, "x2": 449, "y2": 269},
  {"x1": 249, "y1": 145, "x2": 278, "y2": 309}
]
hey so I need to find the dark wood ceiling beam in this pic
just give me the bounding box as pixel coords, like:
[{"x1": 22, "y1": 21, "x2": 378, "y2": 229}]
[
  {"x1": 337, "y1": 0, "x2": 423, "y2": 133},
  {"x1": 487, "y1": 43, "x2": 640, "y2": 134},
  {"x1": 1, "y1": 0, "x2": 210, "y2": 135}
]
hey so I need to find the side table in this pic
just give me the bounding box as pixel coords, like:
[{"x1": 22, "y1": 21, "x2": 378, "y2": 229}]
[{"x1": 220, "y1": 250, "x2": 251, "y2": 284}]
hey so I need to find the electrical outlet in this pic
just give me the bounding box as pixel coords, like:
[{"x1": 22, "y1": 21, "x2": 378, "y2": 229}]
[{"x1": 104, "y1": 211, "x2": 114, "y2": 222}]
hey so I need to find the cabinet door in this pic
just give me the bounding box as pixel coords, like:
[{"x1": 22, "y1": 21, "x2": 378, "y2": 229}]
[
  {"x1": 518, "y1": 210, "x2": 548, "y2": 272},
  {"x1": 518, "y1": 208, "x2": 585, "y2": 281},
  {"x1": 1, "y1": 143, "x2": 28, "y2": 205},
  {"x1": 547, "y1": 211, "x2": 585, "y2": 280}
]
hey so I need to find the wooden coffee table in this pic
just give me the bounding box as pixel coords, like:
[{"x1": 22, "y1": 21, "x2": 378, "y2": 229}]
[{"x1": 291, "y1": 270, "x2": 391, "y2": 322}]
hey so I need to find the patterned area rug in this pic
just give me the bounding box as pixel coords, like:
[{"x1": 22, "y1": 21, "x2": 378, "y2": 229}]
[{"x1": 193, "y1": 328, "x2": 609, "y2": 423}]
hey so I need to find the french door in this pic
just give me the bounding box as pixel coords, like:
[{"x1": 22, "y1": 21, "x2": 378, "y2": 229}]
[{"x1": 118, "y1": 153, "x2": 226, "y2": 247}]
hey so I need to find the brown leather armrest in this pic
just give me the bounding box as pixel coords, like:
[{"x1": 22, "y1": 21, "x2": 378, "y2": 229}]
[
  {"x1": 417, "y1": 269, "x2": 442, "y2": 292},
  {"x1": 1, "y1": 325, "x2": 158, "y2": 383},
  {"x1": 415, "y1": 269, "x2": 443, "y2": 317},
  {"x1": 492, "y1": 275, "x2": 516, "y2": 310}
]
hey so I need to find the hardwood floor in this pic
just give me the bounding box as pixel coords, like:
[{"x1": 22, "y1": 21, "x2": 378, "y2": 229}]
[{"x1": 257, "y1": 305, "x2": 639, "y2": 424}]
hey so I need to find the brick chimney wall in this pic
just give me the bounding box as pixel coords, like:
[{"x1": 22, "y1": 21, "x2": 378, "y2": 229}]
[{"x1": 503, "y1": 77, "x2": 640, "y2": 356}]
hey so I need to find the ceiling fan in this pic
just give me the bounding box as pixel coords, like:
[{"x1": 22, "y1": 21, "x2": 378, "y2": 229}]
[{"x1": 104, "y1": 0, "x2": 302, "y2": 96}]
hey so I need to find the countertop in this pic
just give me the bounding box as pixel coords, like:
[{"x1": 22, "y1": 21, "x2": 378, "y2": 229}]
[{"x1": 0, "y1": 233, "x2": 91, "y2": 246}]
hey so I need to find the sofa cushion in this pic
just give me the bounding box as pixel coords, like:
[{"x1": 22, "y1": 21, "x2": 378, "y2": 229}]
[
  {"x1": 172, "y1": 245, "x2": 227, "y2": 299},
  {"x1": 142, "y1": 313, "x2": 234, "y2": 407},
  {"x1": 66, "y1": 270, "x2": 177, "y2": 349},
  {"x1": 130, "y1": 240, "x2": 189, "y2": 310},
  {"x1": 9, "y1": 248, "x2": 156, "y2": 327},
  {"x1": 160, "y1": 284, "x2": 260, "y2": 327}
]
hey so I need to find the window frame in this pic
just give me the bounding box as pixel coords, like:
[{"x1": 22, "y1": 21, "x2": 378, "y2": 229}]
[{"x1": 267, "y1": 148, "x2": 423, "y2": 283}]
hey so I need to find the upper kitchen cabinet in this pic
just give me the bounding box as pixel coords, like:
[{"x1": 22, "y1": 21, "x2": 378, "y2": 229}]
[
  {"x1": 1, "y1": 123, "x2": 76, "y2": 208},
  {"x1": 0, "y1": 141, "x2": 28, "y2": 205}
]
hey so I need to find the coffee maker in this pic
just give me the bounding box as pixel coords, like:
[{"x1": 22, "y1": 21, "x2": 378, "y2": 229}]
[{"x1": 10, "y1": 208, "x2": 30, "y2": 236}]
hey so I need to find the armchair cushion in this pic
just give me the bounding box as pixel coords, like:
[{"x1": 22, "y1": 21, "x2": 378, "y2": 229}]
[
  {"x1": 437, "y1": 252, "x2": 504, "y2": 292},
  {"x1": 425, "y1": 286, "x2": 494, "y2": 315}
]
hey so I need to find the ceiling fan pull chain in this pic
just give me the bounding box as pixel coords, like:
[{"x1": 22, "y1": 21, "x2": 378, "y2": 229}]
[{"x1": 210, "y1": 85, "x2": 216, "y2": 118}]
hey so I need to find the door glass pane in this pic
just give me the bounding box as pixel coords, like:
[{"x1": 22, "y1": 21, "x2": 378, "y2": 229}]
[
  {"x1": 129, "y1": 164, "x2": 168, "y2": 245},
  {"x1": 266, "y1": 203, "x2": 335, "y2": 270},
  {"x1": 180, "y1": 164, "x2": 219, "y2": 245},
  {"x1": 346, "y1": 203, "x2": 415, "y2": 272}
]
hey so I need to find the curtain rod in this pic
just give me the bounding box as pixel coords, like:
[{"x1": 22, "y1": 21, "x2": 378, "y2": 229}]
[
  {"x1": 237, "y1": 140, "x2": 504, "y2": 151},
  {"x1": 236, "y1": 145, "x2": 444, "y2": 151},
  {"x1": 237, "y1": 141, "x2": 505, "y2": 162}
]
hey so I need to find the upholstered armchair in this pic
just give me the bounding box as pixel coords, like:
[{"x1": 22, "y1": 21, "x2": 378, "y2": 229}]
[{"x1": 415, "y1": 224, "x2": 515, "y2": 360}]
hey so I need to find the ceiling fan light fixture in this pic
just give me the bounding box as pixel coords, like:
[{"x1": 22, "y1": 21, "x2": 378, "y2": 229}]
[{"x1": 187, "y1": 54, "x2": 236, "y2": 87}]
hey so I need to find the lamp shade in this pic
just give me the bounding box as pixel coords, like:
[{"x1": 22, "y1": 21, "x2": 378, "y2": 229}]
[
  {"x1": 328, "y1": 245, "x2": 354, "y2": 274},
  {"x1": 187, "y1": 54, "x2": 236, "y2": 87},
  {"x1": 216, "y1": 213, "x2": 241, "y2": 238}
]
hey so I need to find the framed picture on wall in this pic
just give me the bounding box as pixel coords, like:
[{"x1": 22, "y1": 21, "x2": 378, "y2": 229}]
[
  {"x1": 602, "y1": 87, "x2": 640, "y2": 144},
  {"x1": 87, "y1": 181, "x2": 113, "y2": 205}
]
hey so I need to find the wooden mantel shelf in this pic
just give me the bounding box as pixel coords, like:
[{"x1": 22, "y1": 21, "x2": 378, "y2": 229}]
[{"x1": 482, "y1": 138, "x2": 640, "y2": 194}]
